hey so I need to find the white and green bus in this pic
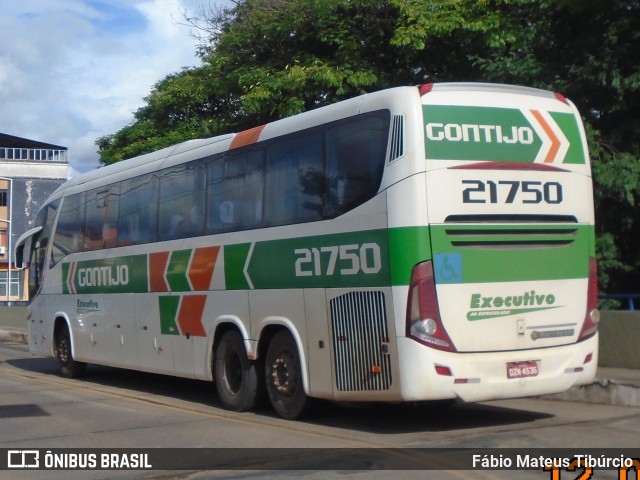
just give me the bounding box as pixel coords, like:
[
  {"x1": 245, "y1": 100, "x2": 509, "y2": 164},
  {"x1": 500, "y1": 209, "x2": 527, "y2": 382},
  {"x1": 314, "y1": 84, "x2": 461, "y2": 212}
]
[{"x1": 15, "y1": 83, "x2": 599, "y2": 419}]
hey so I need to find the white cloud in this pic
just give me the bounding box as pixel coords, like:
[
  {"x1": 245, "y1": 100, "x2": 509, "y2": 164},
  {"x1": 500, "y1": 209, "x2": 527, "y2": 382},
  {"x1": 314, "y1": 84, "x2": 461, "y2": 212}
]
[{"x1": 0, "y1": 0, "x2": 221, "y2": 173}]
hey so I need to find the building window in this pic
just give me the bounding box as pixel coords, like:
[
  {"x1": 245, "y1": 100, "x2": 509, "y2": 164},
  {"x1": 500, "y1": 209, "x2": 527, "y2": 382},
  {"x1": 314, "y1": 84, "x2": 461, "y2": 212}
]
[
  {"x1": 0, "y1": 190, "x2": 6, "y2": 207},
  {"x1": 0, "y1": 271, "x2": 21, "y2": 298}
]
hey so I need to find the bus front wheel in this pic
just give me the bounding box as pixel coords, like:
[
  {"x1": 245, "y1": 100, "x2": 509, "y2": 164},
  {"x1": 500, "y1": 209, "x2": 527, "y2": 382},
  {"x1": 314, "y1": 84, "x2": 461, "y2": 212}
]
[
  {"x1": 214, "y1": 330, "x2": 264, "y2": 412},
  {"x1": 265, "y1": 330, "x2": 316, "y2": 420},
  {"x1": 56, "y1": 326, "x2": 86, "y2": 379}
]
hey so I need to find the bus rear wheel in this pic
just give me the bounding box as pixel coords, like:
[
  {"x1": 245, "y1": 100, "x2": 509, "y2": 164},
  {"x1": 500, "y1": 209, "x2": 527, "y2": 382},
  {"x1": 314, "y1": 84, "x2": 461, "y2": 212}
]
[
  {"x1": 214, "y1": 330, "x2": 264, "y2": 412},
  {"x1": 265, "y1": 330, "x2": 316, "y2": 420},
  {"x1": 56, "y1": 326, "x2": 86, "y2": 379}
]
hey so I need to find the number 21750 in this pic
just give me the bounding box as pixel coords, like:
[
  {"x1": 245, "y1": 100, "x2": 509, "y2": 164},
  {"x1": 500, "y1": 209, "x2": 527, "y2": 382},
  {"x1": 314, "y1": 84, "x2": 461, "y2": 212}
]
[
  {"x1": 462, "y1": 180, "x2": 563, "y2": 204},
  {"x1": 294, "y1": 243, "x2": 381, "y2": 277}
]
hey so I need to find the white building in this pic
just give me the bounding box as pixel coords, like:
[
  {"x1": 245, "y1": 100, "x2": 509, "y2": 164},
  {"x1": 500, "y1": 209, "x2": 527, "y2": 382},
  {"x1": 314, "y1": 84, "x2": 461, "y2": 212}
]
[{"x1": 1, "y1": 133, "x2": 69, "y2": 303}]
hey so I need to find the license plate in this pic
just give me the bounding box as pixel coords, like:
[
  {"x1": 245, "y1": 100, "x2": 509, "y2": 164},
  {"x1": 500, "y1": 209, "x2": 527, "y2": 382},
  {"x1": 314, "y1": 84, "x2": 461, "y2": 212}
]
[{"x1": 507, "y1": 360, "x2": 539, "y2": 379}]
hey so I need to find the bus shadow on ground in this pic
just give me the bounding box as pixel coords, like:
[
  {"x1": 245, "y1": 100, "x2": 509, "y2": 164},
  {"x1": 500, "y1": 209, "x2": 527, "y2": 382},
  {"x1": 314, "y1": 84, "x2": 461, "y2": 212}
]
[
  {"x1": 307, "y1": 400, "x2": 552, "y2": 434},
  {"x1": 8, "y1": 358, "x2": 552, "y2": 434}
]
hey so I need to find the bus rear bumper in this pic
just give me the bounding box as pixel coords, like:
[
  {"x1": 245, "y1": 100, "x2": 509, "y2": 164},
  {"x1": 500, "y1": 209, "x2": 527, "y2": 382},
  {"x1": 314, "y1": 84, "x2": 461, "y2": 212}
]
[{"x1": 396, "y1": 333, "x2": 598, "y2": 403}]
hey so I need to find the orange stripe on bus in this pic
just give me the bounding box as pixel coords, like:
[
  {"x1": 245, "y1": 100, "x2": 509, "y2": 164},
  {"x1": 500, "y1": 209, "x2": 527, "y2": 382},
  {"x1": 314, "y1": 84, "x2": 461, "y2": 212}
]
[
  {"x1": 149, "y1": 251, "x2": 170, "y2": 292},
  {"x1": 177, "y1": 295, "x2": 207, "y2": 337},
  {"x1": 229, "y1": 125, "x2": 265, "y2": 150},
  {"x1": 189, "y1": 246, "x2": 219, "y2": 291},
  {"x1": 531, "y1": 110, "x2": 560, "y2": 163}
]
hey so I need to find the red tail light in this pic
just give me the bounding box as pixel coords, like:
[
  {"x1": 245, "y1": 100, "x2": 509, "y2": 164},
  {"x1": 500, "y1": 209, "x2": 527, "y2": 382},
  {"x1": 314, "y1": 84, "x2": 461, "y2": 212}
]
[
  {"x1": 554, "y1": 92, "x2": 569, "y2": 104},
  {"x1": 406, "y1": 261, "x2": 456, "y2": 351},
  {"x1": 578, "y1": 257, "x2": 600, "y2": 342},
  {"x1": 418, "y1": 83, "x2": 434, "y2": 96}
]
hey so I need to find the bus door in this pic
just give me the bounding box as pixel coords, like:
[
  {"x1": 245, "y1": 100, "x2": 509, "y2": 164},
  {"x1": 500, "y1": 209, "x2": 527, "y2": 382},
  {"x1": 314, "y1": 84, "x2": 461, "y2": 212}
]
[{"x1": 15, "y1": 226, "x2": 47, "y2": 351}]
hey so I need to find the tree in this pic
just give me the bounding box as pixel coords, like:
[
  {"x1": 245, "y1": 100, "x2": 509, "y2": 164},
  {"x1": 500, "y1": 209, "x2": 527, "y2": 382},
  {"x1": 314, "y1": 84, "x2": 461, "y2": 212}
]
[
  {"x1": 96, "y1": 0, "x2": 640, "y2": 294},
  {"x1": 98, "y1": 0, "x2": 499, "y2": 161}
]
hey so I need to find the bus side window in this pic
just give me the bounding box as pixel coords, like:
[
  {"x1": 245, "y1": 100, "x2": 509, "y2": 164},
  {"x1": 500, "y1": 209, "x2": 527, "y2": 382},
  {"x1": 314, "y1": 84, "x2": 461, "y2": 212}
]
[
  {"x1": 159, "y1": 162, "x2": 205, "y2": 240},
  {"x1": 265, "y1": 131, "x2": 323, "y2": 226},
  {"x1": 52, "y1": 193, "x2": 85, "y2": 265},
  {"x1": 118, "y1": 174, "x2": 158, "y2": 245},
  {"x1": 83, "y1": 187, "x2": 118, "y2": 251},
  {"x1": 206, "y1": 150, "x2": 264, "y2": 233},
  {"x1": 103, "y1": 224, "x2": 118, "y2": 248},
  {"x1": 244, "y1": 150, "x2": 264, "y2": 225},
  {"x1": 325, "y1": 112, "x2": 389, "y2": 217}
]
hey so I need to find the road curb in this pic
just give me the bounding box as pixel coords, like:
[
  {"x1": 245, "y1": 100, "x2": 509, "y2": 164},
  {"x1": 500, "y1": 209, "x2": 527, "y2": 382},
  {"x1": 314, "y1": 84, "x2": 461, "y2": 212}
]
[
  {"x1": 0, "y1": 328, "x2": 27, "y2": 345},
  {"x1": 541, "y1": 375, "x2": 640, "y2": 407}
]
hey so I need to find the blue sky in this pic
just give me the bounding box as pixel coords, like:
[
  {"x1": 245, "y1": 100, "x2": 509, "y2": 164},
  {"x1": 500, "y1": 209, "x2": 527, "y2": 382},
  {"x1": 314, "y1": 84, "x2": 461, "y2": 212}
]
[{"x1": 0, "y1": 0, "x2": 229, "y2": 174}]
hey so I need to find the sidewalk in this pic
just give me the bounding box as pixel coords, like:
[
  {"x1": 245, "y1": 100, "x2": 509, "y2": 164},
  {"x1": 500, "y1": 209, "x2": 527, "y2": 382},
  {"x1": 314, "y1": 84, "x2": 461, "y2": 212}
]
[
  {"x1": 0, "y1": 326, "x2": 27, "y2": 344},
  {"x1": 544, "y1": 367, "x2": 640, "y2": 407},
  {"x1": 1, "y1": 323, "x2": 639, "y2": 408}
]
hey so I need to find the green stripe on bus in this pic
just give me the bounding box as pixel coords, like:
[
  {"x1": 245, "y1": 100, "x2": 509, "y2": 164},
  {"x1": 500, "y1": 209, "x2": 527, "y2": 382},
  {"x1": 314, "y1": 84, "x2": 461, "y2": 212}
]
[
  {"x1": 159, "y1": 296, "x2": 180, "y2": 335},
  {"x1": 424, "y1": 106, "x2": 542, "y2": 162},
  {"x1": 550, "y1": 112, "x2": 586, "y2": 164},
  {"x1": 388, "y1": 226, "x2": 431, "y2": 286},
  {"x1": 166, "y1": 249, "x2": 192, "y2": 291},
  {"x1": 224, "y1": 243, "x2": 252, "y2": 290},
  {"x1": 430, "y1": 224, "x2": 593, "y2": 284},
  {"x1": 68, "y1": 255, "x2": 148, "y2": 294},
  {"x1": 423, "y1": 106, "x2": 586, "y2": 165},
  {"x1": 60, "y1": 223, "x2": 593, "y2": 294},
  {"x1": 62, "y1": 263, "x2": 70, "y2": 294},
  {"x1": 232, "y1": 229, "x2": 393, "y2": 289}
]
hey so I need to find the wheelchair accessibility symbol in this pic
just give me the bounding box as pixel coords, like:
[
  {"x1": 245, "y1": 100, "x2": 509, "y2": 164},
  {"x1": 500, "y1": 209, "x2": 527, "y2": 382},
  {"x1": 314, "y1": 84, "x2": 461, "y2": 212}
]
[{"x1": 434, "y1": 253, "x2": 462, "y2": 284}]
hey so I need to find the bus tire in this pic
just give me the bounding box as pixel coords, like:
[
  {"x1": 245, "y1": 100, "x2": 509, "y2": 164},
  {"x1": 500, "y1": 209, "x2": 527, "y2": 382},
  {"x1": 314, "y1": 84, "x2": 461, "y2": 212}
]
[
  {"x1": 214, "y1": 330, "x2": 264, "y2": 412},
  {"x1": 265, "y1": 330, "x2": 316, "y2": 420},
  {"x1": 56, "y1": 326, "x2": 86, "y2": 379}
]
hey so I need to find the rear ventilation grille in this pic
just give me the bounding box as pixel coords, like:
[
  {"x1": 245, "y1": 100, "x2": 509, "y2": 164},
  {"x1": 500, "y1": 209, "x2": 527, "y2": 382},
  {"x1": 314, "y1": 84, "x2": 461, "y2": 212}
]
[
  {"x1": 444, "y1": 215, "x2": 579, "y2": 249},
  {"x1": 445, "y1": 214, "x2": 578, "y2": 224},
  {"x1": 330, "y1": 291, "x2": 392, "y2": 391},
  {"x1": 389, "y1": 115, "x2": 405, "y2": 162}
]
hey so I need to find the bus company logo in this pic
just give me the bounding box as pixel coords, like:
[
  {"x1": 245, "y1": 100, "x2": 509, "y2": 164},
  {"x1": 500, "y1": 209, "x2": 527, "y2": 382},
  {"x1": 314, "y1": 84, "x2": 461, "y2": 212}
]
[
  {"x1": 64, "y1": 258, "x2": 141, "y2": 295},
  {"x1": 466, "y1": 290, "x2": 560, "y2": 320},
  {"x1": 424, "y1": 105, "x2": 576, "y2": 165},
  {"x1": 77, "y1": 298, "x2": 99, "y2": 314},
  {"x1": 7, "y1": 450, "x2": 39, "y2": 469},
  {"x1": 66, "y1": 263, "x2": 130, "y2": 293},
  {"x1": 77, "y1": 265, "x2": 129, "y2": 288},
  {"x1": 426, "y1": 123, "x2": 535, "y2": 146}
]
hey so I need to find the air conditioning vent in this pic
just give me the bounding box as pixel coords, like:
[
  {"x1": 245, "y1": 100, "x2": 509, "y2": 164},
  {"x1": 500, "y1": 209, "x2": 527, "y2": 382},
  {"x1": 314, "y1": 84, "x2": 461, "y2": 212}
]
[
  {"x1": 443, "y1": 215, "x2": 579, "y2": 249},
  {"x1": 389, "y1": 115, "x2": 405, "y2": 162}
]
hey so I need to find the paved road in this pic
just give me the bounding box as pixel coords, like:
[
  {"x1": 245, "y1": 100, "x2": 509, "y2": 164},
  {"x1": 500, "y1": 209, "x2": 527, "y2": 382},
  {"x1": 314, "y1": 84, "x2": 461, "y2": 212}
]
[{"x1": 1, "y1": 341, "x2": 639, "y2": 480}]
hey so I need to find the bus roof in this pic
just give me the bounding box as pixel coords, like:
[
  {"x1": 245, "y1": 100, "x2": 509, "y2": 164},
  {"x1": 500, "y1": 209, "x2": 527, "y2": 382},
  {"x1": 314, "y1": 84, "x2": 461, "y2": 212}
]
[
  {"x1": 48, "y1": 82, "x2": 585, "y2": 202},
  {"x1": 47, "y1": 86, "x2": 406, "y2": 200},
  {"x1": 424, "y1": 82, "x2": 560, "y2": 100},
  {"x1": 50, "y1": 134, "x2": 233, "y2": 200}
]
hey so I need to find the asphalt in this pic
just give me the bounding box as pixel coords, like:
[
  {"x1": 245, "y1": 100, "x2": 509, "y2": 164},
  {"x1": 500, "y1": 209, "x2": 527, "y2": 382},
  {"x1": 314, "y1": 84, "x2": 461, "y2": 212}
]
[{"x1": 1, "y1": 325, "x2": 639, "y2": 408}]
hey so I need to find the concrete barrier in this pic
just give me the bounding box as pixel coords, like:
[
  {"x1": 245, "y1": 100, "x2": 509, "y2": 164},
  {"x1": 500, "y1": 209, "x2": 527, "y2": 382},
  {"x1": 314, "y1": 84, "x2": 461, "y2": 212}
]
[
  {"x1": 0, "y1": 305, "x2": 28, "y2": 330},
  {"x1": 598, "y1": 311, "x2": 640, "y2": 369}
]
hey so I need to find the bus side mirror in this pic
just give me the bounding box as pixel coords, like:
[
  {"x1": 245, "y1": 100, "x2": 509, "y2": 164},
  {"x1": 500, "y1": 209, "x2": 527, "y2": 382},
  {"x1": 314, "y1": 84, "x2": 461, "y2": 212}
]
[
  {"x1": 14, "y1": 243, "x2": 25, "y2": 270},
  {"x1": 14, "y1": 226, "x2": 43, "y2": 270}
]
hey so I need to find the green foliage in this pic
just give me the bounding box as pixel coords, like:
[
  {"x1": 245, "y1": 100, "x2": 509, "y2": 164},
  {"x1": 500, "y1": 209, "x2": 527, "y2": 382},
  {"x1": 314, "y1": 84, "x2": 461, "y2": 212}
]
[
  {"x1": 96, "y1": 0, "x2": 640, "y2": 294},
  {"x1": 97, "y1": 67, "x2": 229, "y2": 164},
  {"x1": 589, "y1": 129, "x2": 640, "y2": 293}
]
